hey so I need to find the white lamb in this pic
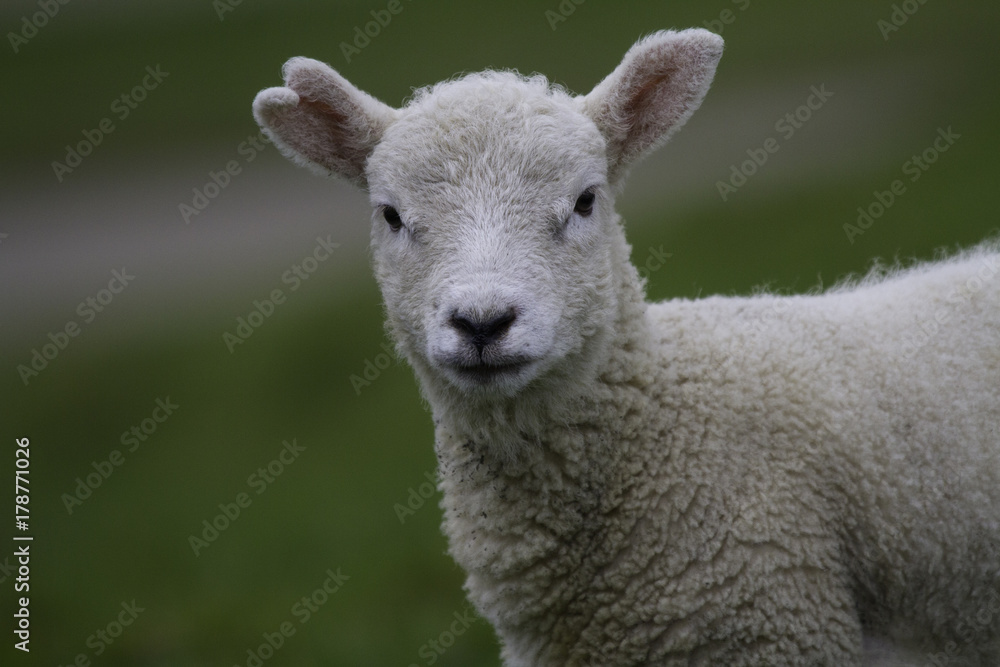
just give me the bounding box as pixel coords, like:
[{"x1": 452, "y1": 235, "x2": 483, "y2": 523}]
[{"x1": 254, "y1": 29, "x2": 1000, "y2": 666}]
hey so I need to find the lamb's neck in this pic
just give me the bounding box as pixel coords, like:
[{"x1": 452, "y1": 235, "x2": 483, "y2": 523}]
[{"x1": 431, "y1": 245, "x2": 655, "y2": 632}]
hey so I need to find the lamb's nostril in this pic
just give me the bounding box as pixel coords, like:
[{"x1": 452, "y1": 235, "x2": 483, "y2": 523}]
[{"x1": 449, "y1": 308, "x2": 517, "y2": 351}]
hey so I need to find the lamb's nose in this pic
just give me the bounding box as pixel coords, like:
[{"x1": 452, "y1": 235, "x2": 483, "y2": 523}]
[{"x1": 449, "y1": 308, "x2": 517, "y2": 352}]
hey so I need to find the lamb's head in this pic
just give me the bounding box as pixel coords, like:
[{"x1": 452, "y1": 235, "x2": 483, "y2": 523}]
[
  {"x1": 254, "y1": 29, "x2": 723, "y2": 407},
  {"x1": 363, "y1": 73, "x2": 616, "y2": 400}
]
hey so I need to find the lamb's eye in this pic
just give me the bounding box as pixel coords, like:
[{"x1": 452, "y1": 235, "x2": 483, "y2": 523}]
[
  {"x1": 383, "y1": 206, "x2": 403, "y2": 231},
  {"x1": 574, "y1": 189, "x2": 596, "y2": 217}
]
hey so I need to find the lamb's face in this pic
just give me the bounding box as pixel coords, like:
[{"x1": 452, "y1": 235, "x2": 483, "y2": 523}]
[{"x1": 366, "y1": 76, "x2": 615, "y2": 398}]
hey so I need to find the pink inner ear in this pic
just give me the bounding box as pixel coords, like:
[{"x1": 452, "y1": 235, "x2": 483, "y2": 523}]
[
  {"x1": 586, "y1": 30, "x2": 724, "y2": 180},
  {"x1": 622, "y1": 67, "x2": 679, "y2": 147},
  {"x1": 303, "y1": 97, "x2": 373, "y2": 175},
  {"x1": 262, "y1": 84, "x2": 373, "y2": 185}
]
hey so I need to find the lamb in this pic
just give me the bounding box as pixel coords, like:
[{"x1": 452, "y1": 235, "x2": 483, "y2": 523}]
[{"x1": 253, "y1": 28, "x2": 1000, "y2": 666}]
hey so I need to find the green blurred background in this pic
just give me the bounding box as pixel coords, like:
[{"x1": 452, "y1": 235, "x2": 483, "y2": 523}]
[{"x1": 2, "y1": 1, "x2": 998, "y2": 665}]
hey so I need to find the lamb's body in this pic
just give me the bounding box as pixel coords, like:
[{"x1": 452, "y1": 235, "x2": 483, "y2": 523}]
[
  {"x1": 254, "y1": 28, "x2": 1000, "y2": 665},
  {"x1": 439, "y1": 238, "x2": 1000, "y2": 665}
]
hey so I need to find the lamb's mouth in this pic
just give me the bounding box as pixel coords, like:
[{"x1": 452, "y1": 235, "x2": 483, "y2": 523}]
[
  {"x1": 451, "y1": 360, "x2": 531, "y2": 384},
  {"x1": 436, "y1": 354, "x2": 543, "y2": 392}
]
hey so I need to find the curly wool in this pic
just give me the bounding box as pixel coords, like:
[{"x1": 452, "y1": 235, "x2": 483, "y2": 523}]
[{"x1": 437, "y1": 232, "x2": 1000, "y2": 666}]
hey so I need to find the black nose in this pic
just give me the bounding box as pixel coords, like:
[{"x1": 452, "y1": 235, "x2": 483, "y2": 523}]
[{"x1": 449, "y1": 308, "x2": 517, "y2": 353}]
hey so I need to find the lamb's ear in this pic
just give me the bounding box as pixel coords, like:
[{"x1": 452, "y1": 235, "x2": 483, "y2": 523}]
[
  {"x1": 253, "y1": 57, "x2": 398, "y2": 188},
  {"x1": 581, "y1": 29, "x2": 723, "y2": 182}
]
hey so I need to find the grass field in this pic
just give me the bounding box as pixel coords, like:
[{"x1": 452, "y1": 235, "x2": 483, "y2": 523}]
[{"x1": 2, "y1": 1, "x2": 999, "y2": 665}]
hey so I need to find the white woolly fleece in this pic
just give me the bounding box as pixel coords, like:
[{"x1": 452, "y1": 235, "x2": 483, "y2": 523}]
[{"x1": 255, "y1": 29, "x2": 1000, "y2": 666}]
